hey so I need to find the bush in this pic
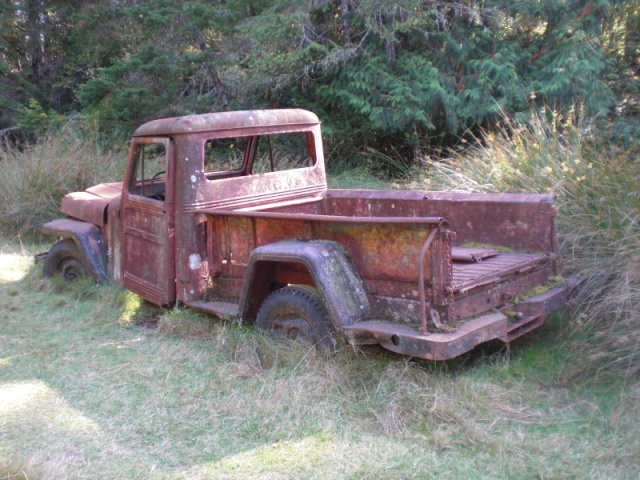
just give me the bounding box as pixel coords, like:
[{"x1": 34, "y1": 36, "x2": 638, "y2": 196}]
[{"x1": 0, "y1": 121, "x2": 126, "y2": 239}]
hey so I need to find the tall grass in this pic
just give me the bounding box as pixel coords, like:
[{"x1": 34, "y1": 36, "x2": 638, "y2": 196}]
[
  {"x1": 0, "y1": 122, "x2": 126, "y2": 239},
  {"x1": 412, "y1": 111, "x2": 640, "y2": 380}
]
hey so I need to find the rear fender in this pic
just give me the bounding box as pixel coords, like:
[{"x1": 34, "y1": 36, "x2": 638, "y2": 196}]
[
  {"x1": 239, "y1": 240, "x2": 370, "y2": 330},
  {"x1": 42, "y1": 218, "x2": 109, "y2": 283}
]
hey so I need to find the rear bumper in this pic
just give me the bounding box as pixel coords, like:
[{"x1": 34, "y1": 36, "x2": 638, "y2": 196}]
[{"x1": 341, "y1": 277, "x2": 582, "y2": 360}]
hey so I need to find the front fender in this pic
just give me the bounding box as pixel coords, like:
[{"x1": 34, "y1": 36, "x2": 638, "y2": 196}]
[
  {"x1": 42, "y1": 218, "x2": 109, "y2": 283},
  {"x1": 239, "y1": 239, "x2": 371, "y2": 330}
]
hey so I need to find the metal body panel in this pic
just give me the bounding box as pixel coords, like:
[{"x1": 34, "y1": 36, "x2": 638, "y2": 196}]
[
  {"x1": 121, "y1": 197, "x2": 172, "y2": 303},
  {"x1": 172, "y1": 122, "x2": 327, "y2": 304},
  {"x1": 342, "y1": 312, "x2": 509, "y2": 361},
  {"x1": 42, "y1": 218, "x2": 109, "y2": 283},
  {"x1": 323, "y1": 189, "x2": 557, "y2": 254},
  {"x1": 121, "y1": 137, "x2": 176, "y2": 306},
  {"x1": 447, "y1": 268, "x2": 550, "y2": 322},
  {"x1": 205, "y1": 210, "x2": 448, "y2": 306},
  {"x1": 239, "y1": 239, "x2": 371, "y2": 329},
  {"x1": 61, "y1": 192, "x2": 110, "y2": 227},
  {"x1": 342, "y1": 276, "x2": 579, "y2": 360},
  {"x1": 85, "y1": 182, "x2": 123, "y2": 198},
  {"x1": 133, "y1": 109, "x2": 319, "y2": 137},
  {"x1": 60, "y1": 182, "x2": 123, "y2": 227},
  {"x1": 201, "y1": 196, "x2": 560, "y2": 323}
]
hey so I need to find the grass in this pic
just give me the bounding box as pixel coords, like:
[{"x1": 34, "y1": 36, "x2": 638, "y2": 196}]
[
  {"x1": 1, "y1": 116, "x2": 640, "y2": 477},
  {"x1": 326, "y1": 164, "x2": 394, "y2": 190},
  {"x1": 0, "y1": 122, "x2": 126, "y2": 239},
  {"x1": 1, "y1": 242, "x2": 639, "y2": 479}
]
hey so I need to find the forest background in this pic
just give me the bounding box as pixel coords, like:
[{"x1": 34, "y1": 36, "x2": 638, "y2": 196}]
[{"x1": 1, "y1": 0, "x2": 638, "y2": 155}]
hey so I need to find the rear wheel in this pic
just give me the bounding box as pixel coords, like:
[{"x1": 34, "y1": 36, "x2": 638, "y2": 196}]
[
  {"x1": 44, "y1": 240, "x2": 90, "y2": 281},
  {"x1": 256, "y1": 286, "x2": 337, "y2": 350}
]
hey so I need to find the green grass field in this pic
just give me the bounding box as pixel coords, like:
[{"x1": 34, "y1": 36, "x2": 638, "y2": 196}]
[
  {"x1": 2, "y1": 116, "x2": 639, "y2": 478},
  {"x1": 1, "y1": 241, "x2": 638, "y2": 479}
]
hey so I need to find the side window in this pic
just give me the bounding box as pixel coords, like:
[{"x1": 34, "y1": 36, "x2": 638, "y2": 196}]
[
  {"x1": 204, "y1": 138, "x2": 245, "y2": 175},
  {"x1": 129, "y1": 143, "x2": 167, "y2": 200},
  {"x1": 251, "y1": 132, "x2": 315, "y2": 174}
]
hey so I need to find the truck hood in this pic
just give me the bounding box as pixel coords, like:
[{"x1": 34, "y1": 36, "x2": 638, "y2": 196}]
[{"x1": 60, "y1": 182, "x2": 123, "y2": 227}]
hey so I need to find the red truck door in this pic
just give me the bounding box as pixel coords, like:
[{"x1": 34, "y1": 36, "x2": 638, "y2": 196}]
[{"x1": 121, "y1": 137, "x2": 176, "y2": 305}]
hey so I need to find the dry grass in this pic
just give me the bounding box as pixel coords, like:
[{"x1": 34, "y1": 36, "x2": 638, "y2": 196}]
[
  {"x1": 2, "y1": 244, "x2": 639, "y2": 479},
  {"x1": 0, "y1": 123, "x2": 126, "y2": 239}
]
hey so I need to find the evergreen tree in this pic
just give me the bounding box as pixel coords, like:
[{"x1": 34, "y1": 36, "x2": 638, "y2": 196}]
[{"x1": 0, "y1": 0, "x2": 637, "y2": 156}]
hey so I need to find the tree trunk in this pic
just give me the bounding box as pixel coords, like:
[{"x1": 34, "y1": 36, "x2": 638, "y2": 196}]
[
  {"x1": 341, "y1": 0, "x2": 351, "y2": 46},
  {"x1": 624, "y1": 5, "x2": 640, "y2": 70},
  {"x1": 25, "y1": 0, "x2": 45, "y2": 81},
  {"x1": 195, "y1": 28, "x2": 230, "y2": 112}
]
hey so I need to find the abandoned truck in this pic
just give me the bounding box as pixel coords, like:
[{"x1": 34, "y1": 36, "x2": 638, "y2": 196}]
[{"x1": 41, "y1": 109, "x2": 578, "y2": 360}]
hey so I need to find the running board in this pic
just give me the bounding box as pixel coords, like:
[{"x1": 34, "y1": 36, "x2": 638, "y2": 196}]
[{"x1": 186, "y1": 300, "x2": 239, "y2": 320}]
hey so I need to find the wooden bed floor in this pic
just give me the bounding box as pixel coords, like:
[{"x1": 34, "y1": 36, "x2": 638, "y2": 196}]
[{"x1": 451, "y1": 252, "x2": 551, "y2": 291}]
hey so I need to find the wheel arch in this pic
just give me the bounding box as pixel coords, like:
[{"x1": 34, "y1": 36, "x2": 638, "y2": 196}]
[
  {"x1": 239, "y1": 239, "x2": 371, "y2": 331},
  {"x1": 42, "y1": 218, "x2": 109, "y2": 283}
]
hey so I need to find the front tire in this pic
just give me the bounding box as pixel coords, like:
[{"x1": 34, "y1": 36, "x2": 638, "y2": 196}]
[
  {"x1": 44, "y1": 240, "x2": 90, "y2": 281},
  {"x1": 256, "y1": 286, "x2": 337, "y2": 350}
]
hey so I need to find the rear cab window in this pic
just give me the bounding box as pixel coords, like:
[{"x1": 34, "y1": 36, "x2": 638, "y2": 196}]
[{"x1": 204, "y1": 131, "x2": 316, "y2": 181}]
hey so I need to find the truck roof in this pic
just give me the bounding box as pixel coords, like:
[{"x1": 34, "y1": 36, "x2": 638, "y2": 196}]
[{"x1": 133, "y1": 109, "x2": 321, "y2": 137}]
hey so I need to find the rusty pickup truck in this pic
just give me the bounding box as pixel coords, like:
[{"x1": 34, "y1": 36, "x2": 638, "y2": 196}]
[{"x1": 42, "y1": 109, "x2": 578, "y2": 360}]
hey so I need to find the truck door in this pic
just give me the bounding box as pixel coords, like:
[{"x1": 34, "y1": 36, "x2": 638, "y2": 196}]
[{"x1": 121, "y1": 137, "x2": 176, "y2": 305}]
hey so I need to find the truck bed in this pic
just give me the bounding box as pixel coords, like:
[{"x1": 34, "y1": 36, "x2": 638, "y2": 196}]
[
  {"x1": 451, "y1": 250, "x2": 552, "y2": 293},
  {"x1": 197, "y1": 188, "x2": 559, "y2": 328}
]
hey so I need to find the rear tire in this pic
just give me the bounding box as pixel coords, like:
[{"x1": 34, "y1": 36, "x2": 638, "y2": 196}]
[
  {"x1": 256, "y1": 286, "x2": 337, "y2": 350},
  {"x1": 44, "y1": 240, "x2": 90, "y2": 281}
]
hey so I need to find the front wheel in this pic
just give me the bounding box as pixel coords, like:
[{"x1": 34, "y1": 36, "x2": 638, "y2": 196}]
[
  {"x1": 44, "y1": 240, "x2": 91, "y2": 281},
  {"x1": 256, "y1": 286, "x2": 337, "y2": 351}
]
